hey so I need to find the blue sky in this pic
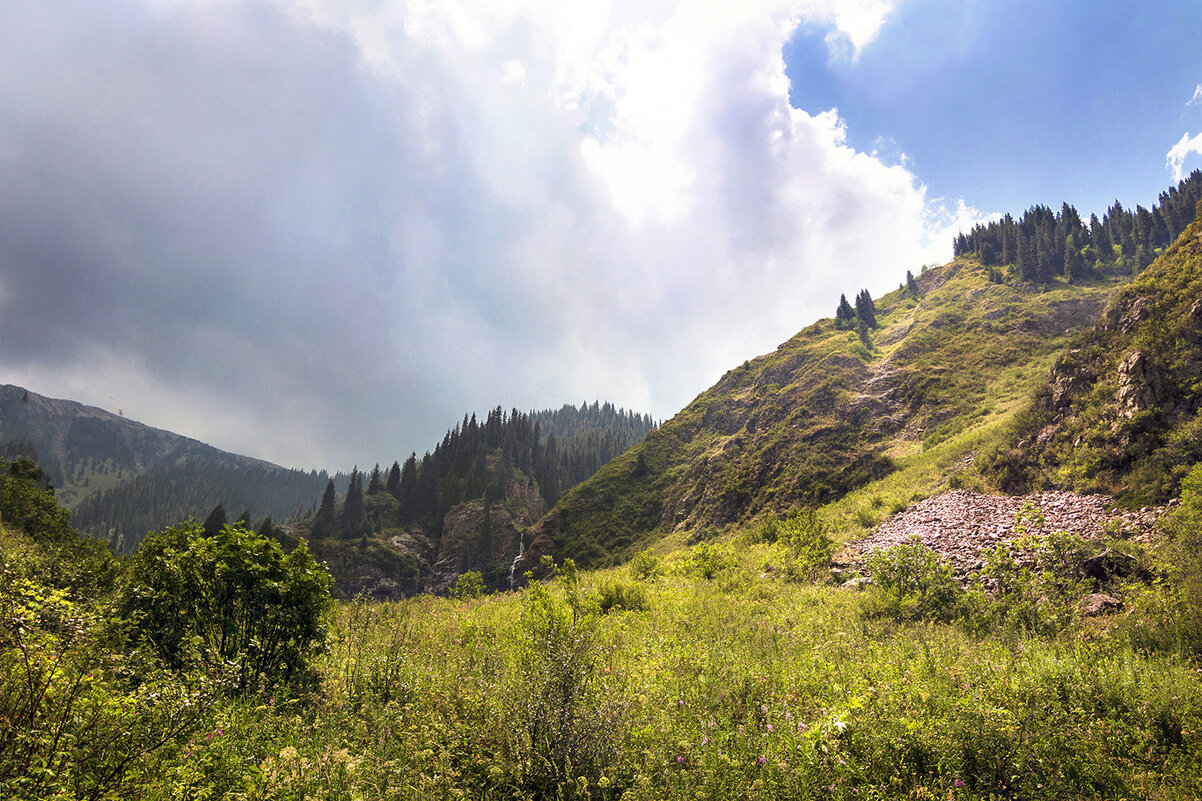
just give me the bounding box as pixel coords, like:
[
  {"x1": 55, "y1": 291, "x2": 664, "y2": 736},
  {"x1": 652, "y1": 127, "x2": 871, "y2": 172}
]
[
  {"x1": 785, "y1": 0, "x2": 1202, "y2": 216},
  {"x1": 2, "y1": 0, "x2": 1201, "y2": 471}
]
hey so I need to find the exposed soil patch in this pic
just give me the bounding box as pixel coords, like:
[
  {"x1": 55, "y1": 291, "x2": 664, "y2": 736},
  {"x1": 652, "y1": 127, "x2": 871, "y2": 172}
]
[{"x1": 839, "y1": 489, "x2": 1165, "y2": 579}]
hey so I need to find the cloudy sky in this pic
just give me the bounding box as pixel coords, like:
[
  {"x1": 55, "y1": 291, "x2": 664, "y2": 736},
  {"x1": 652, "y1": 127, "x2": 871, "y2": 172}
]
[{"x1": 3, "y1": 0, "x2": 1201, "y2": 471}]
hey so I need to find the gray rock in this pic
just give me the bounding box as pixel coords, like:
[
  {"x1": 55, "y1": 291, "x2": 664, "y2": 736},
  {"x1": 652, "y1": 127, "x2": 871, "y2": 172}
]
[{"x1": 1080, "y1": 593, "x2": 1123, "y2": 617}]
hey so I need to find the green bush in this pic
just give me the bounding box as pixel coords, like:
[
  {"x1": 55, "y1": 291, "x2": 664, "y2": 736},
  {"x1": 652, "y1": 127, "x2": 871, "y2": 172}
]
[
  {"x1": 450, "y1": 570, "x2": 484, "y2": 600},
  {"x1": 511, "y1": 579, "x2": 618, "y2": 796},
  {"x1": 595, "y1": 580, "x2": 647, "y2": 613},
  {"x1": 863, "y1": 537, "x2": 961, "y2": 622},
  {"x1": 628, "y1": 549, "x2": 662, "y2": 581},
  {"x1": 121, "y1": 522, "x2": 333, "y2": 695},
  {"x1": 679, "y1": 541, "x2": 736, "y2": 580}
]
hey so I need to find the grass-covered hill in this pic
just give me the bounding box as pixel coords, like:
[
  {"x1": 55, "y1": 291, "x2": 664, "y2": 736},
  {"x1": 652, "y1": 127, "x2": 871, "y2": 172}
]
[
  {"x1": 531, "y1": 257, "x2": 1124, "y2": 568},
  {"x1": 0, "y1": 385, "x2": 331, "y2": 551},
  {"x1": 531, "y1": 188, "x2": 1202, "y2": 571}
]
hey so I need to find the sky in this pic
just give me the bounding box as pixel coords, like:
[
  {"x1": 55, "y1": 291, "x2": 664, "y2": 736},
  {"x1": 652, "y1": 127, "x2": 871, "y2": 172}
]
[{"x1": 2, "y1": 0, "x2": 1201, "y2": 472}]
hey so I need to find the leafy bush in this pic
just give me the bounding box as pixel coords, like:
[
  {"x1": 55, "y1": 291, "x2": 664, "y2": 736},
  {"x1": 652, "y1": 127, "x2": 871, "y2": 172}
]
[
  {"x1": 774, "y1": 509, "x2": 834, "y2": 582},
  {"x1": 511, "y1": 578, "x2": 619, "y2": 795},
  {"x1": 450, "y1": 570, "x2": 484, "y2": 600},
  {"x1": 628, "y1": 549, "x2": 662, "y2": 581},
  {"x1": 1131, "y1": 464, "x2": 1202, "y2": 658},
  {"x1": 595, "y1": 580, "x2": 647, "y2": 613},
  {"x1": 121, "y1": 522, "x2": 333, "y2": 694},
  {"x1": 679, "y1": 541, "x2": 736, "y2": 580},
  {"x1": 863, "y1": 538, "x2": 962, "y2": 622}
]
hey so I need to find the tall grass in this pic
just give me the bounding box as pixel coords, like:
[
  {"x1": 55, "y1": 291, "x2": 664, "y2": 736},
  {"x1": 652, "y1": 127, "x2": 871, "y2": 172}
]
[{"x1": 111, "y1": 544, "x2": 1202, "y2": 800}]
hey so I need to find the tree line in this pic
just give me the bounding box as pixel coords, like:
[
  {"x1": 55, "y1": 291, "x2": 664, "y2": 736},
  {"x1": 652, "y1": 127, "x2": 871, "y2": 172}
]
[
  {"x1": 952, "y1": 170, "x2": 1202, "y2": 283},
  {"x1": 309, "y1": 402, "x2": 657, "y2": 540}
]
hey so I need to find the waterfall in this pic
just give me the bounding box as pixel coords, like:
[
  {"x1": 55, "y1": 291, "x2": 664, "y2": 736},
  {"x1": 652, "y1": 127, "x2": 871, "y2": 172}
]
[{"x1": 508, "y1": 529, "x2": 526, "y2": 590}]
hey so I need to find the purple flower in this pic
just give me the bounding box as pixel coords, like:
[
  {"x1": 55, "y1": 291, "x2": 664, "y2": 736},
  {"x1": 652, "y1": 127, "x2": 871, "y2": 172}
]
[
  {"x1": 677, "y1": 756, "x2": 685, "y2": 764},
  {"x1": 766, "y1": 724, "x2": 774, "y2": 733},
  {"x1": 758, "y1": 755, "x2": 767, "y2": 766},
  {"x1": 955, "y1": 779, "x2": 964, "y2": 788}
]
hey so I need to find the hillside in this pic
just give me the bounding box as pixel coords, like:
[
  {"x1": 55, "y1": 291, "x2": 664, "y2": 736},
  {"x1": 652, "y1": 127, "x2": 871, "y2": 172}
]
[
  {"x1": 984, "y1": 199, "x2": 1202, "y2": 502},
  {"x1": 528, "y1": 261, "x2": 1121, "y2": 567},
  {"x1": 523, "y1": 172, "x2": 1202, "y2": 573},
  {"x1": 0, "y1": 385, "x2": 332, "y2": 550}
]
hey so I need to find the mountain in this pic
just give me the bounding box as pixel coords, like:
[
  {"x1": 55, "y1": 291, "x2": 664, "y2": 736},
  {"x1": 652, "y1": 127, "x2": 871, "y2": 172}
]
[
  {"x1": 526, "y1": 192, "x2": 1202, "y2": 571},
  {"x1": 0, "y1": 385, "x2": 331, "y2": 551},
  {"x1": 280, "y1": 403, "x2": 657, "y2": 598}
]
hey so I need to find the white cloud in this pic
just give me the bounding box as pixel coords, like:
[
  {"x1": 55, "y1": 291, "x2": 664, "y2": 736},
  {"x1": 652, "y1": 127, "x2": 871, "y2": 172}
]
[
  {"x1": 1167, "y1": 132, "x2": 1202, "y2": 181},
  {"x1": 1189, "y1": 84, "x2": 1202, "y2": 106},
  {"x1": 2, "y1": 0, "x2": 998, "y2": 470}
]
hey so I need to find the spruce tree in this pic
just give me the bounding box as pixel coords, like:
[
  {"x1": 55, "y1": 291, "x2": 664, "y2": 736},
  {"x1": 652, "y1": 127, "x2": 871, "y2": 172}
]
[
  {"x1": 367, "y1": 463, "x2": 384, "y2": 494},
  {"x1": 854, "y1": 289, "x2": 877, "y2": 329},
  {"x1": 343, "y1": 467, "x2": 364, "y2": 535},
  {"x1": 386, "y1": 461, "x2": 401, "y2": 498},
  {"x1": 835, "y1": 294, "x2": 855, "y2": 329},
  {"x1": 202, "y1": 504, "x2": 227, "y2": 538}
]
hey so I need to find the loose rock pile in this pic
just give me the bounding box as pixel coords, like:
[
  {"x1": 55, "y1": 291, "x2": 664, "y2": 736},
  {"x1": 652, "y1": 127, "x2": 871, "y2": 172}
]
[{"x1": 839, "y1": 489, "x2": 1165, "y2": 580}]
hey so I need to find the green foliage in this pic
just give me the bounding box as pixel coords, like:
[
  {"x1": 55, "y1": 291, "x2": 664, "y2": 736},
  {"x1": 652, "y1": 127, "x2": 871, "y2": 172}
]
[
  {"x1": 512, "y1": 578, "x2": 618, "y2": 795},
  {"x1": 121, "y1": 522, "x2": 333, "y2": 694},
  {"x1": 1128, "y1": 465, "x2": 1202, "y2": 658},
  {"x1": 628, "y1": 548, "x2": 662, "y2": 581},
  {"x1": 863, "y1": 538, "x2": 962, "y2": 622},
  {"x1": 449, "y1": 570, "x2": 484, "y2": 600},
  {"x1": 595, "y1": 580, "x2": 647, "y2": 613},
  {"x1": 679, "y1": 541, "x2": 736, "y2": 580},
  {"x1": 769, "y1": 509, "x2": 834, "y2": 582}
]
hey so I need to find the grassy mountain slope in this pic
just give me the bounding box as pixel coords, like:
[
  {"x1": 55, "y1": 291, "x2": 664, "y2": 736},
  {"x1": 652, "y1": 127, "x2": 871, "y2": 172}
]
[
  {"x1": 984, "y1": 200, "x2": 1202, "y2": 502},
  {"x1": 0, "y1": 385, "x2": 331, "y2": 550},
  {"x1": 531, "y1": 262, "x2": 1125, "y2": 568}
]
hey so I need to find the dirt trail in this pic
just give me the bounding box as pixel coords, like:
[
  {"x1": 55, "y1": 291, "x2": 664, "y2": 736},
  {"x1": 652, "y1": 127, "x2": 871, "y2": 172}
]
[{"x1": 839, "y1": 489, "x2": 1165, "y2": 578}]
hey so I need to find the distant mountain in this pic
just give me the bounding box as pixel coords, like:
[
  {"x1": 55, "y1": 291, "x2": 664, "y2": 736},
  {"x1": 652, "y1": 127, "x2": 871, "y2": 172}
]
[{"x1": 0, "y1": 385, "x2": 331, "y2": 551}]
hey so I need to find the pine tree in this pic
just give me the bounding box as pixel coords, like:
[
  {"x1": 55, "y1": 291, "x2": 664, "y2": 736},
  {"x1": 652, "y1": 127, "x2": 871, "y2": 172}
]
[
  {"x1": 386, "y1": 461, "x2": 401, "y2": 498},
  {"x1": 202, "y1": 504, "x2": 227, "y2": 537},
  {"x1": 367, "y1": 463, "x2": 384, "y2": 494},
  {"x1": 835, "y1": 294, "x2": 855, "y2": 329},
  {"x1": 343, "y1": 467, "x2": 364, "y2": 535},
  {"x1": 854, "y1": 289, "x2": 877, "y2": 329},
  {"x1": 317, "y1": 479, "x2": 336, "y2": 524}
]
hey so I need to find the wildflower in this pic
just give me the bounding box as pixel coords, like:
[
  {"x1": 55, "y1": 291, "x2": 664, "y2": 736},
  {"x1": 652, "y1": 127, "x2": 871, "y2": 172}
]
[
  {"x1": 766, "y1": 724, "x2": 774, "y2": 733},
  {"x1": 955, "y1": 780, "x2": 964, "y2": 788},
  {"x1": 677, "y1": 756, "x2": 685, "y2": 765},
  {"x1": 758, "y1": 755, "x2": 767, "y2": 766}
]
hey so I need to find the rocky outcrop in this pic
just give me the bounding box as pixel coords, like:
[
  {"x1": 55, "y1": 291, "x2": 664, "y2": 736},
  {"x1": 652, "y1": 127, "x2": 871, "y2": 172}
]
[
  {"x1": 1115, "y1": 350, "x2": 1170, "y2": 418},
  {"x1": 841, "y1": 489, "x2": 1164, "y2": 580}
]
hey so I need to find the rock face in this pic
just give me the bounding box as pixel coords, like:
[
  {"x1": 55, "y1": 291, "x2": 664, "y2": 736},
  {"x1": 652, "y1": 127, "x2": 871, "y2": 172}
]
[
  {"x1": 1115, "y1": 350, "x2": 1168, "y2": 418},
  {"x1": 842, "y1": 489, "x2": 1163, "y2": 580}
]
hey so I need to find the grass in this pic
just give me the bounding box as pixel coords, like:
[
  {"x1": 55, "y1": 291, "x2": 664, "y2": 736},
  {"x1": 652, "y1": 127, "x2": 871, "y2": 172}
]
[{"x1": 104, "y1": 546, "x2": 1202, "y2": 800}]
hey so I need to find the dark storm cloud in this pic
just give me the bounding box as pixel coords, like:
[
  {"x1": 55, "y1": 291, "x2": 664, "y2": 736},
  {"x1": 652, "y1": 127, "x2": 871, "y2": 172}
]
[{"x1": 1, "y1": 0, "x2": 962, "y2": 469}]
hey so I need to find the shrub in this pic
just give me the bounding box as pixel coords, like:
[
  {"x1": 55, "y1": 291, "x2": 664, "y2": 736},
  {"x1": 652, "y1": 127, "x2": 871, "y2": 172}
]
[
  {"x1": 628, "y1": 549, "x2": 662, "y2": 581},
  {"x1": 863, "y1": 538, "x2": 961, "y2": 622},
  {"x1": 680, "y1": 541, "x2": 736, "y2": 580},
  {"x1": 450, "y1": 570, "x2": 484, "y2": 600},
  {"x1": 511, "y1": 579, "x2": 618, "y2": 795},
  {"x1": 121, "y1": 522, "x2": 333, "y2": 694},
  {"x1": 595, "y1": 580, "x2": 647, "y2": 613},
  {"x1": 772, "y1": 509, "x2": 834, "y2": 582}
]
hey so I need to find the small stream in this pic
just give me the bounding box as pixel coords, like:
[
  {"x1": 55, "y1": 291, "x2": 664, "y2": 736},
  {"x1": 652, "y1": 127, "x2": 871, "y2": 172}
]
[{"x1": 508, "y1": 529, "x2": 526, "y2": 590}]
